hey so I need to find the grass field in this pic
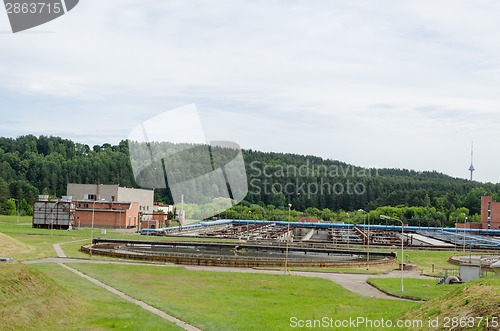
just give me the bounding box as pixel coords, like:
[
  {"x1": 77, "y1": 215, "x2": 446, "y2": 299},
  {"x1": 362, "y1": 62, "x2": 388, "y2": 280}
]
[
  {"x1": 0, "y1": 263, "x2": 182, "y2": 330},
  {"x1": 402, "y1": 250, "x2": 458, "y2": 276},
  {"x1": 367, "y1": 278, "x2": 464, "y2": 301},
  {"x1": 31, "y1": 263, "x2": 184, "y2": 330},
  {"x1": 2, "y1": 214, "x2": 500, "y2": 330},
  {"x1": 0, "y1": 215, "x2": 204, "y2": 261},
  {"x1": 67, "y1": 263, "x2": 420, "y2": 331},
  {"x1": 256, "y1": 264, "x2": 396, "y2": 274}
]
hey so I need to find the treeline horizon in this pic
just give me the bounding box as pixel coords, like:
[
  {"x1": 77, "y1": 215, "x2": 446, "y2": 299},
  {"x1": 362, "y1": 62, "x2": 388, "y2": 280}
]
[{"x1": 0, "y1": 135, "x2": 498, "y2": 222}]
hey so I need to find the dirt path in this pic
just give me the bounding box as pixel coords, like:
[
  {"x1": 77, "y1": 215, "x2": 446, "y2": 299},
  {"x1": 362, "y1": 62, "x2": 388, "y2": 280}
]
[{"x1": 58, "y1": 263, "x2": 202, "y2": 331}]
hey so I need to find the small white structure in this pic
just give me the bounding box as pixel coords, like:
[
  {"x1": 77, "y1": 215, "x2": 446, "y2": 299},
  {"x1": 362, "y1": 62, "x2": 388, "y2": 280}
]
[
  {"x1": 490, "y1": 260, "x2": 500, "y2": 277},
  {"x1": 460, "y1": 264, "x2": 481, "y2": 282}
]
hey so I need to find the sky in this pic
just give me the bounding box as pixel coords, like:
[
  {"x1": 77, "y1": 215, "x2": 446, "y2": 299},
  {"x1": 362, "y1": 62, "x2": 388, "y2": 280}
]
[{"x1": 1, "y1": 0, "x2": 500, "y2": 183}]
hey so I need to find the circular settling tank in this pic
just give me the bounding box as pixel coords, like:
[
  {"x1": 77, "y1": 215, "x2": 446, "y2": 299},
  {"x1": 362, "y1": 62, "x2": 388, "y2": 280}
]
[{"x1": 82, "y1": 239, "x2": 396, "y2": 268}]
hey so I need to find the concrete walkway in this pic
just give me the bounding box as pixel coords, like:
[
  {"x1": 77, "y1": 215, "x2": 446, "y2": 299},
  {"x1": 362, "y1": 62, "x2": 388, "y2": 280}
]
[
  {"x1": 53, "y1": 238, "x2": 90, "y2": 258},
  {"x1": 52, "y1": 243, "x2": 66, "y2": 257},
  {"x1": 58, "y1": 263, "x2": 201, "y2": 331}
]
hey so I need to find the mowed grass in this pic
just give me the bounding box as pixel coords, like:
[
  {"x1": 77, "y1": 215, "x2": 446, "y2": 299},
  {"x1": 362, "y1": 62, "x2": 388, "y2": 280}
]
[
  {"x1": 0, "y1": 215, "x2": 178, "y2": 260},
  {"x1": 0, "y1": 263, "x2": 77, "y2": 330},
  {"x1": 367, "y1": 278, "x2": 463, "y2": 301},
  {"x1": 69, "y1": 263, "x2": 420, "y2": 331},
  {"x1": 31, "y1": 263, "x2": 184, "y2": 330},
  {"x1": 1, "y1": 263, "x2": 179, "y2": 330},
  {"x1": 401, "y1": 250, "x2": 457, "y2": 276},
  {"x1": 255, "y1": 264, "x2": 396, "y2": 274}
]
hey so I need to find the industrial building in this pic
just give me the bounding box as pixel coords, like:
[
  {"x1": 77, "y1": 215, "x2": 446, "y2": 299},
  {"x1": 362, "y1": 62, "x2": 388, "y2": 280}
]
[
  {"x1": 67, "y1": 183, "x2": 154, "y2": 219},
  {"x1": 75, "y1": 200, "x2": 139, "y2": 228},
  {"x1": 481, "y1": 196, "x2": 500, "y2": 230},
  {"x1": 32, "y1": 196, "x2": 76, "y2": 229},
  {"x1": 32, "y1": 195, "x2": 140, "y2": 229},
  {"x1": 150, "y1": 202, "x2": 174, "y2": 228},
  {"x1": 454, "y1": 196, "x2": 500, "y2": 231}
]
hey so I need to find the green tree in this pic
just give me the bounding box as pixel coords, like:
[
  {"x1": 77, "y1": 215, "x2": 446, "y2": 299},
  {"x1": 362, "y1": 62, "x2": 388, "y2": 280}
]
[{"x1": 0, "y1": 177, "x2": 10, "y2": 214}]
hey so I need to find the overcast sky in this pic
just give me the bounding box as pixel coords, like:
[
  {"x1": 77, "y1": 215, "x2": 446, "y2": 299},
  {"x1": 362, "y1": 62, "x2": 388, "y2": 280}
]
[{"x1": 1, "y1": 1, "x2": 500, "y2": 183}]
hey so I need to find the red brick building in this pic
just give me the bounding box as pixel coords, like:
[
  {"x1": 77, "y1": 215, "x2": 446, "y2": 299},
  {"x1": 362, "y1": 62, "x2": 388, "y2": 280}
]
[
  {"x1": 481, "y1": 196, "x2": 500, "y2": 230},
  {"x1": 141, "y1": 219, "x2": 159, "y2": 229},
  {"x1": 152, "y1": 211, "x2": 171, "y2": 227},
  {"x1": 75, "y1": 201, "x2": 139, "y2": 228}
]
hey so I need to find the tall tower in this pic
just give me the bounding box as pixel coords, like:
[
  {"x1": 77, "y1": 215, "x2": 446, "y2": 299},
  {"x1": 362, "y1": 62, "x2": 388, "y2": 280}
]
[{"x1": 468, "y1": 141, "x2": 475, "y2": 181}]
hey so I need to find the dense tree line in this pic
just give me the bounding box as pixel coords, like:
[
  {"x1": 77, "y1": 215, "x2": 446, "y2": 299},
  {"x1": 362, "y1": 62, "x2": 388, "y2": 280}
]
[{"x1": 0, "y1": 135, "x2": 498, "y2": 221}]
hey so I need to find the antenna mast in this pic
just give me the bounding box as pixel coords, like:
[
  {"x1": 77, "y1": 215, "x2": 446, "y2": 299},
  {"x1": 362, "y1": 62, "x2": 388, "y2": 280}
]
[{"x1": 468, "y1": 141, "x2": 475, "y2": 181}]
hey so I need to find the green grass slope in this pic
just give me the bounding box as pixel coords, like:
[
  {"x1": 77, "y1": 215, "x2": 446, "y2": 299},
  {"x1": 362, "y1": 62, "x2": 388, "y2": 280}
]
[
  {"x1": 0, "y1": 264, "x2": 80, "y2": 330},
  {"x1": 404, "y1": 278, "x2": 500, "y2": 330}
]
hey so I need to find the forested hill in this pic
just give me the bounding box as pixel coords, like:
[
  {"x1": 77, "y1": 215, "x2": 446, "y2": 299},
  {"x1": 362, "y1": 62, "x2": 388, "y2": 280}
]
[{"x1": 0, "y1": 135, "x2": 498, "y2": 218}]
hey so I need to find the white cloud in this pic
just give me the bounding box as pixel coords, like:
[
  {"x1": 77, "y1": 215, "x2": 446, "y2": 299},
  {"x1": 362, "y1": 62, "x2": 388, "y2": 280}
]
[{"x1": 1, "y1": 0, "x2": 500, "y2": 182}]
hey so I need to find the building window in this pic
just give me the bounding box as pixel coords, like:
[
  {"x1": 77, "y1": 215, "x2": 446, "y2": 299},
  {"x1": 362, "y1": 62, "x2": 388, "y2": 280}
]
[
  {"x1": 488, "y1": 201, "x2": 492, "y2": 229},
  {"x1": 87, "y1": 194, "x2": 96, "y2": 201}
]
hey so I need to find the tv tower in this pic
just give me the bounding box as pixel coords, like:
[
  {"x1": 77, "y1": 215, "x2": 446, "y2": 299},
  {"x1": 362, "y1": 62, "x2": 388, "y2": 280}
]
[{"x1": 468, "y1": 141, "x2": 475, "y2": 181}]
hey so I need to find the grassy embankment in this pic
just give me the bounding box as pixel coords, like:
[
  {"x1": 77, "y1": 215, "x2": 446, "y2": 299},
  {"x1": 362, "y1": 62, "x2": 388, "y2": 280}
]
[
  {"x1": 368, "y1": 277, "x2": 500, "y2": 330},
  {"x1": 0, "y1": 263, "x2": 182, "y2": 330},
  {"x1": 404, "y1": 278, "x2": 500, "y2": 330}
]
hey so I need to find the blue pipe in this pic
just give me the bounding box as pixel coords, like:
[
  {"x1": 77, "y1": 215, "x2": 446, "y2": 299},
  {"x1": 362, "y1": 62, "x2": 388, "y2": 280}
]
[{"x1": 140, "y1": 219, "x2": 500, "y2": 236}]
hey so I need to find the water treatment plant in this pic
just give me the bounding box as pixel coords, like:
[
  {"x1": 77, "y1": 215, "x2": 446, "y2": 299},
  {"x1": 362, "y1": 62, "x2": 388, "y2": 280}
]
[{"x1": 82, "y1": 218, "x2": 500, "y2": 269}]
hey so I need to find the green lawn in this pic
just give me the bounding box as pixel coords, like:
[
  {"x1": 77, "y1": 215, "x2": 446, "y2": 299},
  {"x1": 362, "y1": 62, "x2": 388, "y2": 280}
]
[
  {"x1": 0, "y1": 215, "x2": 238, "y2": 261},
  {"x1": 367, "y1": 278, "x2": 463, "y2": 301},
  {"x1": 68, "y1": 263, "x2": 420, "y2": 331},
  {"x1": 399, "y1": 250, "x2": 458, "y2": 276},
  {"x1": 256, "y1": 264, "x2": 396, "y2": 274},
  {"x1": 30, "y1": 263, "x2": 184, "y2": 330},
  {"x1": 6, "y1": 214, "x2": 493, "y2": 330}
]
